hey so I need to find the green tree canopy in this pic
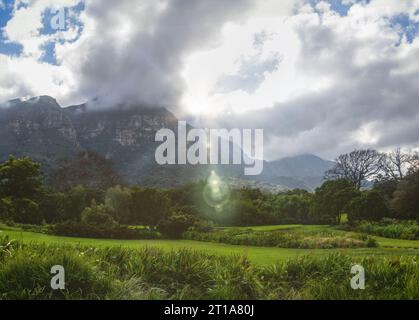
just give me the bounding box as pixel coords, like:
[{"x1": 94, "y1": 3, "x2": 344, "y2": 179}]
[
  {"x1": 131, "y1": 188, "x2": 170, "y2": 228},
  {"x1": 346, "y1": 190, "x2": 389, "y2": 223},
  {"x1": 391, "y1": 170, "x2": 419, "y2": 220},
  {"x1": 311, "y1": 179, "x2": 359, "y2": 224},
  {"x1": 0, "y1": 155, "x2": 42, "y2": 199}
]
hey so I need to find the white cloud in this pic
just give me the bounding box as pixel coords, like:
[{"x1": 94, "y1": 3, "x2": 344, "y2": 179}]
[
  {"x1": 3, "y1": 0, "x2": 82, "y2": 59},
  {"x1": 1, "y1": 0, "x2": 419, "y2": 160},
  {"x1": 190, "y1": 0, "x2": 419, "y2": 159}
]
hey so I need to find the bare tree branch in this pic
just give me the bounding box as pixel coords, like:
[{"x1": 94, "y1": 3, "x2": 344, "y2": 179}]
[
  {"x1": 380, "y1": 148, "x2": 411, "y2": 181},
  {"x1": 325, "y1": 149, "x2": 384, "y2": 190}
]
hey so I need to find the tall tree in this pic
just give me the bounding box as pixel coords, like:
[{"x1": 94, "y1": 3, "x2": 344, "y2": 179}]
[
  {"x1": 391, "y1": 170, "x2": 419, "y2": 220},
  {"x1": 380, "y1": 148, "x2": 412, "y2": 181},
  {"x1": 346, "y1": 190, "x2": 389, "y2": 223},
  {"x1": 0, "y1": 155, "x2": 42, "y2": 199},
  {"x1": 131, "y1": 188, "x2": 170, "y2": 229},
  {"x1": 50, "y1": 151, "x2": 123, "y2": 192},
  {"x1": 408, "y1": 151, "x2": 419, "y2": 174},
  {"x1": 325, "y1": 149, "x2": 384, "y2": 190},
  {"x1": 311, "y1": 179, "x2": 359, "y2": 224}
]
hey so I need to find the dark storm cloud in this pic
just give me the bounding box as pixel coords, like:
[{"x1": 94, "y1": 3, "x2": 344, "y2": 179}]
[{"x1": 74, "y1": 0, "x2": 254, "y2": 109}]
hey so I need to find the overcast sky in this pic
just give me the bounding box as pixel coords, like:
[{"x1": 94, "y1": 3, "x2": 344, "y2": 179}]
[{"x1": 1, "y1": 0, "x2": 419, "y2": 160}]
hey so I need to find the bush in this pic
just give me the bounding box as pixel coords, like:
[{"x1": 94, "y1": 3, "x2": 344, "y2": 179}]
[
  {"x1": 352, "y1": 220, "x2": 419, "y2": 240},
  {"x1": 81, "y1": 200, "x2": 116, "y2": 227},
  {"x1": 50, "y1": 222, "x2": 160, "y2": 240},
  {"x1": 158, "y1": 213, "x2": 196, "y2": 239},
  {"x1": 184, "y1": 228, "x2": 377, "y2": 249}
]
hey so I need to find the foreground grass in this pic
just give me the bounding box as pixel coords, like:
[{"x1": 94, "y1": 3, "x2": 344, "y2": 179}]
[
  {"x1": 1, "y1": 228, "x2": 418, "y2": 266},
  {"x1": 0, "y1": 237, "x2": 417, "y2": 300}
]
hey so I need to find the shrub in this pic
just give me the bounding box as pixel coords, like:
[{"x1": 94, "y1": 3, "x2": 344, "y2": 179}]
[
  {"x1": 50, "y1": 222, "x2": 160, "y2": 240},
  {"x1": 184, "y1": 229, "x2": 377, "y2": 249},
  {"x1": 353, "y1": 220, "x2": 419, "y2": 240},
  {"x1": 158, "y1": 213, "x2": 196, "y2": 239},
  {"x1": 81, "y1": 200, "x2": 116, "y2": 227}
]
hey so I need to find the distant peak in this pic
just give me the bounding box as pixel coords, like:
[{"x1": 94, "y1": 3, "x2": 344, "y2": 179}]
[
  {"x1": 276, "y1": 154, "x2": 324, "y2": 162},
  {"x1": 29, "y1": 95, "x2": 58, "y2": 104},
  {"x1": 3, "y1": 95, "x2": 61, "y2": 109}
]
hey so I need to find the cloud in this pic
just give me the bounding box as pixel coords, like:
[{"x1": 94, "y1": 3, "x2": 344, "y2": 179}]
[
  {"x1": 1, "y1": 0, "x2": 419, "y2": 161},
  {"x1": 56, "y1": 0, "x2": 255, "y2": 109},
  {"x1": 201, "y1": 0, "x2": 419, "y2": 160},
  {"x1": 0, "y1": 0, "x2": 255, "y2": 107}
]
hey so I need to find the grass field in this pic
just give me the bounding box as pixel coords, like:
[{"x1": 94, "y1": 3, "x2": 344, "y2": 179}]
[{"x1": 1, "y1": 225, "x2": 418, "y2": 265}]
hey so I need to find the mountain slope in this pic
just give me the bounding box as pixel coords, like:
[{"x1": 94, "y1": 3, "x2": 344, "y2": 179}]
[
  {"x1": 265, "y1": 154, "x2": 334, "y2": 178},
  {"x1": 0, "y1": 96, "x2": 80, "y2": 171},
  {"x1": 0, "y1": 96, "x2": 333, "y2": 190}
]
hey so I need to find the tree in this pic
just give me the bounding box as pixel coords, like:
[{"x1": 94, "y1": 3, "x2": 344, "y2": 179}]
[
  {"x1": 391, "y1": 170, "x2": 419, "y2": 220},
  {"x1": 274, "y1": 194, "x2": 312, "y2": 224},
  {"x1": 38, "y1": 190, "x2": 65, "y2": 223},
  {"x1": 12, "y1": 198, "x2": 43, "y2": 225},
  {"x1": 0, "y1": 156, "x2": 42, "y2": 199},
  {"x1": 379, "y1": 148, "x2": 412, "y2": 181},
  {"x1": 311, "y1": 179, "x2": 359, "y2": 224},
  {"x1": 372, "y1": 179, "x2": 398, "y2": 213},
  {"x1": 0, "y1": 197, "x2": 15, "y2": 221},
  {"x1": 61, "y1": 186, "x2": 94, "y2": 221},
  {"x1": 81, "y1": 200, "x2": 116, "y2": 227},
  {"x1": 408, "y1": 152, "x2": 419, "y2": 174},
  {"x1": 131, "y1": 188, "x2": 170, "y2": 229},
  {"x1": 157, "y1": 212, "x2": 195, "y2": 238},
  {"x1": 105, "y1": 186, "x2": 133, "y2": 224},
  {"x1": 325, "y1": 149, "x2": 384, "y2": 190},
  {"x1": 346, "y1": 190, "x2": 389, "y2": 223},
  {"x1": 50, "y1": 151, "x2": 123, "y2": 192},
  {"x1": 0, "y1": 156, "x2": 44, "y2": 224},
  {"x1": 233, "y1": 199, "x2": 274, "y2": 226}
]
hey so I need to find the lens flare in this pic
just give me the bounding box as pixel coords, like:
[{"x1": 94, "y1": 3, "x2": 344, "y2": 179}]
[{"x1": 203, "y1": 171, "x2": 230, "y2": 211}]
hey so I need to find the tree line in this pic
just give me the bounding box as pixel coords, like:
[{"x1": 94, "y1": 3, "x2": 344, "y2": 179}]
[{"x1": 0, "y1": 148, "x2": 417, "y2": 238}]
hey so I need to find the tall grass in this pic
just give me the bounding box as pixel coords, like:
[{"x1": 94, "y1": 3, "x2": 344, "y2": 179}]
[{"x1": 0, "y1": 236, "x2": 417, "y2": 300}]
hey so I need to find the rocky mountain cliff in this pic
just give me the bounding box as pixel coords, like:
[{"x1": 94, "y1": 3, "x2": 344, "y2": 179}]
[
  {"x1": 0, "y1": 96, "x2": 333, "y2": 191},
  {"x1": 0, "y1": 96, "x2": 178, "y2": 181}
]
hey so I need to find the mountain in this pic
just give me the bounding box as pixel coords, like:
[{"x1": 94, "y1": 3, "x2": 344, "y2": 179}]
[
  {"x1": 265, "y1": 154, "x2": 335, "y2": 178},
  {"x1": 257, "y1": 154, "x2": 335, "y2": 191},
  {"x1": 0, "y1": 96, "x2": 80, "y2": 171},
  {"x1": 0, "y1": 96, "x2": 178, "y2": 180},
  {"x1": 0, "y1": 96, "x2": 334, "y2": 191}
]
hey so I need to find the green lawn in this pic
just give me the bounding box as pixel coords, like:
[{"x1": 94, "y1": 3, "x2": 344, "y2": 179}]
[{"x1": 1, "y1": 227, "x2": 418, "y2": 265}]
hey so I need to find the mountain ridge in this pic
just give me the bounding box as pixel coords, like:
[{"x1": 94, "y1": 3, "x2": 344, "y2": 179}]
[{"x1": 0, "y1": 96, "x2": 333, "y2": 191}]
